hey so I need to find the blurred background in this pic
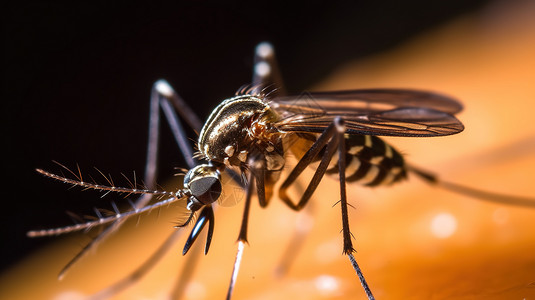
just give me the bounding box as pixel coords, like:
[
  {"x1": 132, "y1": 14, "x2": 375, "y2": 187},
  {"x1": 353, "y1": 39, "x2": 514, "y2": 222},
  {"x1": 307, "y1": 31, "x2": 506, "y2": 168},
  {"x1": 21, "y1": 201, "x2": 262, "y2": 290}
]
[{"x1": 3, "y1": 0, "x2": 535, "y2": 299}]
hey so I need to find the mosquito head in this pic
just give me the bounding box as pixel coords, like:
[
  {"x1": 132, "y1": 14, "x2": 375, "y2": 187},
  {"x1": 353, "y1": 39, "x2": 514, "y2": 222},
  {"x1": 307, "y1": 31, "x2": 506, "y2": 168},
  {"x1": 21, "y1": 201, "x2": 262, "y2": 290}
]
[{"x1": 183, "y1": 164, "x2": 222, "y2": 211}]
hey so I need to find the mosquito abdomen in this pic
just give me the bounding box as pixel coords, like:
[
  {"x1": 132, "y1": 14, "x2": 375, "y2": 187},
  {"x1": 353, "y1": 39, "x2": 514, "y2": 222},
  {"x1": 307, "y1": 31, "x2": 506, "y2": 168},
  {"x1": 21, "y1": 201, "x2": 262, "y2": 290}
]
[
  {"x1": 292, "y1": 134, "x2": 407, "y2": 187},
  {"x1": 333, "y1": 135, "x2": 407, "y2": 186}
]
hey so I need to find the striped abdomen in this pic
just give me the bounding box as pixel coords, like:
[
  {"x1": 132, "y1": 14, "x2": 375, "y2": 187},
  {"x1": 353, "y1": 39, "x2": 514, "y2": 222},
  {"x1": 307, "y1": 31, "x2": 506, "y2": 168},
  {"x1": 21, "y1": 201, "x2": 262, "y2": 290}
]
[
  {"x1": 325, "y1": 135, "x2": 407, "y2": 186},
  {"x1": 290, "y1": 134, "x2": 407, "y2": 187}
]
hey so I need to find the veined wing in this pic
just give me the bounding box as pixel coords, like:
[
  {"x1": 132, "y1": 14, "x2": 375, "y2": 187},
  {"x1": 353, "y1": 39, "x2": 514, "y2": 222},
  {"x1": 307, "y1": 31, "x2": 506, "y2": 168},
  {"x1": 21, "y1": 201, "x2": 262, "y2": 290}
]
[{"x1": 270, "y1": 89, "x2": 464, "y2": 137}]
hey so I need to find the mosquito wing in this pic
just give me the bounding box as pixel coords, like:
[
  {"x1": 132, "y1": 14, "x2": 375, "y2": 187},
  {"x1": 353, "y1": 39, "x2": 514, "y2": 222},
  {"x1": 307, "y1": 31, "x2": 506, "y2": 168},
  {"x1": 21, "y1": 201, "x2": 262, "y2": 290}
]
[{"x1": 270, "y1": 89, "x2": 464, "y2": 137}]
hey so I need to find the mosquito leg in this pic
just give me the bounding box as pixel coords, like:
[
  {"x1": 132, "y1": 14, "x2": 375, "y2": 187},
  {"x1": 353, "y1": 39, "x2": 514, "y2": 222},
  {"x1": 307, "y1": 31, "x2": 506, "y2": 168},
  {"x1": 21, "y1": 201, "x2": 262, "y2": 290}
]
[
  {"x1": 154, "y1": 79, "x2": 203, "y2": 133},
  {"x1": 227, "y1": 170, "x2": 256, "y2": 300},
  {"x1": 252, "y1": 41, "x2": 285, "y2": 206},
  {"x1": 334, "y1": 120, "x2": 374, "y2": 300},
  {"x1": 335, "y1": 121, "x2": 353, "y2": 255},
  {"x1": 252, "y1": 41, "x2": 317, "y2": 282},
  {"x1": 278, "y1": 120, "x2": 340, "y2": 210},
  {"x1": 79, "y1": 81, "x2": 205, "y2": 297},
  {"x1": 251, "y1": 157, "x2": 280, "y2": 208},
  {"x1": 273, "y1": 122, "x2": 339, "y2": 278},
  {"x1": 53, "y1": 81, "x2": 167, "y2": 277},
  {"x1": 256, "y1": 40, "x2": 317, "y2": 280},
  {"x1": 156, "y1": 79, "x2": 245, "y2": 189},
  {"x1": 227, "y1": 240, "x2": 246, "y2": 300},
  {"x1": 275, "y1": 125, "x2": 339, "y2": 278},
  {"x1": 278, "y1": 118, "x2": 375, "y2": 299},
  {"x1": 254, "y1": 42, "x2": 316, "y2": 277},
  {"x1": 254, "y1": 162, "x2": 267, "y2": 207},
  {"x1": 94, "y1": 81, "x2": 209, "y2": 297},
  {"x1": 237, "y1": 170, "x2": 255, "y2": 244},
  {"x1": 348, "y1": 253, "x2": 375, "y2": 300},
  {"x1": 56, "y1": 218, "x2": 125, "y2": 279},
  {"x1": 156, "y1": 80, "x2": 246, "y2": 299},
  {"x1": 252, "y1": 41, "x2": 286, "y2": 97},
  {"x1": 408, "y1": 164, "x2": 535, "y2": 207},
  {"x1": 88, "y1": 229, "x2": 184, "y2": 300},
  {"x1": 274, "y1": 201, "x2": 314, "y2": 277},
  {"x1": 262, "y1": 169, "x2": 281, "y2": 207}
]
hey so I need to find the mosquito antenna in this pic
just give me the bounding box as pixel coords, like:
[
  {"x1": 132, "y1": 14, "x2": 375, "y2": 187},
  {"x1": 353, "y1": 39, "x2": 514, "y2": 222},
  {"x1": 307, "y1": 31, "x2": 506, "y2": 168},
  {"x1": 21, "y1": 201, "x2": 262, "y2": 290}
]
[
  {"x1": 31, "y1": 166, "x2": 188, "y2": 238},
  {"x1": 408, "y1": 165, "x2": 535, "y2": 208},
  {"x1": 36, "y1": 169, "x2": 173, "y2": 197},
  {"x1": 27, "y1": 195, "x2": 185, "y2": 237}
]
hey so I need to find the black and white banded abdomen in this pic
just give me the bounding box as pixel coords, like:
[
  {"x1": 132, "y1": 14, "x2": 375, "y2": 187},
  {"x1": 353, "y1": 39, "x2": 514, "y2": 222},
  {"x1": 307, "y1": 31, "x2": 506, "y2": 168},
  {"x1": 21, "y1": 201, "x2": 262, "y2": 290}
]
[
  {"x1": 329, "y1": 134, "x2": 407, "y2": 186},
  {"x1": 290, "y1": 134, "x2": 407, "y2": 187}
]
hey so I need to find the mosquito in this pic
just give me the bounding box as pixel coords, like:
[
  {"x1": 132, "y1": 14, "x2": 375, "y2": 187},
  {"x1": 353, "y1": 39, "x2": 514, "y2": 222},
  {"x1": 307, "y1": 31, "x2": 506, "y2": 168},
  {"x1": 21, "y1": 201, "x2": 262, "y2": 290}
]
[{"x1": 28, "y1": 42, "x2": 535, "y2": 300}]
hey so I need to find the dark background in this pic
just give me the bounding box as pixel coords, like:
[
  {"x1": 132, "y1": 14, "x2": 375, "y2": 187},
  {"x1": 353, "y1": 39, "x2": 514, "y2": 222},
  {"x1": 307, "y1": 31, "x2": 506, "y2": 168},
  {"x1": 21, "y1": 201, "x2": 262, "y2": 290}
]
[{"x1": 3, "y1": 1, "x2": 491, "y2": 272}]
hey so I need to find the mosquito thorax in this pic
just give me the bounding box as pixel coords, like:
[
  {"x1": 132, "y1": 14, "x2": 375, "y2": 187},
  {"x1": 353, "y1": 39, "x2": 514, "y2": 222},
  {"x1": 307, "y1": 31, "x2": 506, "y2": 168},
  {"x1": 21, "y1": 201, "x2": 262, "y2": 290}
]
[
  {"x1": 198, "y1": 94, "x2": 283, "y2": 170},
  {"x1": 183, "y1": 164, "x2": 222, "y2": 211}
]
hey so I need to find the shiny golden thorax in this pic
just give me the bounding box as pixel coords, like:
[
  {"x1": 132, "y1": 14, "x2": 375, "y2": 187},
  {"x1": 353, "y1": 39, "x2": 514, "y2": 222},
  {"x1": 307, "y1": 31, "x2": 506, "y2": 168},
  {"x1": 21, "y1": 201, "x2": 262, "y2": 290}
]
[{"x1": 198, "y1": 95, "x2": 284, "y2": 170}]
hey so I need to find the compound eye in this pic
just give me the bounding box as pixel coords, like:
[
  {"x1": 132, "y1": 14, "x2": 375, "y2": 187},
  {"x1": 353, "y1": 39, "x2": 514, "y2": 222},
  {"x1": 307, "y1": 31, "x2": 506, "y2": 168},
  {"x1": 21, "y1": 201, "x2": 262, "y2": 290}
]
[{"x1": 189, "y1": 176, "x2": 222, "y2": 205}]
